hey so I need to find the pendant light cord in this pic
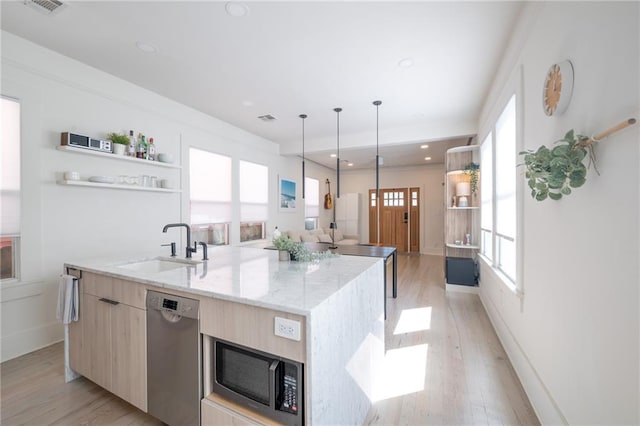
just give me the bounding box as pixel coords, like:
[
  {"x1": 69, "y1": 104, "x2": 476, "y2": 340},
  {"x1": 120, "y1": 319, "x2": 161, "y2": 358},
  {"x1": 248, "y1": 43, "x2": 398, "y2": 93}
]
[
  {"x1": 299, "y1": 114, "x2": 307, "y2": 199},
  {"x1": 334, "y1": 107, "x2": 342, "y2": 200},
  {"x1": 373, "y1": 100, "x2": 382, "y2": 245}
]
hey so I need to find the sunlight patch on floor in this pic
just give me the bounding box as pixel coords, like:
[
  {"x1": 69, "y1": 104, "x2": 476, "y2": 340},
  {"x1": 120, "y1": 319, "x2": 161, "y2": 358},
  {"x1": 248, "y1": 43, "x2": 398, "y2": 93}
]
[
  {"x1": 393, "y1": 306, "x2": 432, "y2": 335},
  {"x1": 373, "y1": 343, "x2": 429, "y2": 402}
]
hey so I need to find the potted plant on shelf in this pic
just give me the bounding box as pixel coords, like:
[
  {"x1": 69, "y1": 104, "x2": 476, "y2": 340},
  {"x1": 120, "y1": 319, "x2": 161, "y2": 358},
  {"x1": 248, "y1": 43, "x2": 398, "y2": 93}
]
[
  {"x1": 463, "y1": 162, "x2": 480, "y2": 196},
  {"x1": 107, "y1": 132, "x2": 130, "y2": 155}
]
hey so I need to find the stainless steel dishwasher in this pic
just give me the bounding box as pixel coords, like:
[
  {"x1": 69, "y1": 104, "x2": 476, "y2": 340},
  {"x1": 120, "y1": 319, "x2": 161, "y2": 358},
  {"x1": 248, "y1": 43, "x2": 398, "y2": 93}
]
[{"x1": 146, "y1": 290, "x2": 200, "y2": 426}]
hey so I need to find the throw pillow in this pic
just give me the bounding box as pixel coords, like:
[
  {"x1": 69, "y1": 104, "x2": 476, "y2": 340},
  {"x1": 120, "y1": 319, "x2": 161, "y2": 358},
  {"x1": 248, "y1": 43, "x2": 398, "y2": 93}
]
[
  {"x1": 301, "y1": 234, "x2": 319, "y2": 243},
  {"x1": 318, "y1": 234, "x2": 332, "y2": 243}
]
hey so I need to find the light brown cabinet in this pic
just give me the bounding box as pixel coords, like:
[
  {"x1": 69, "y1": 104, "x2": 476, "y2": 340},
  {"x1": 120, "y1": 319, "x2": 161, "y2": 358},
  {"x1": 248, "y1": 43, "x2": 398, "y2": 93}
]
[
  {"x1": 68, "y1": 272, "x2": 147, "y2": 412},
  {"x1": 201, "y1": 394, "x2": 278, "y2": 426},
  {"x1": 200, "y1": 297, "x2": 305, "y2": 363}
]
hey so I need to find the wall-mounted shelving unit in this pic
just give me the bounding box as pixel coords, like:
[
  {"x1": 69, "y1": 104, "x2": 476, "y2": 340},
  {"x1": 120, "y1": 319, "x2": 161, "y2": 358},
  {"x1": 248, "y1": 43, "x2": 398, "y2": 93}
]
[
  {"x1": 56, "y1": 180, "x2": 181, "y2": 193},
  {"x1": 56, "y1": 144, "x2": 181, "y2": 193},
  {"x1": 444, "y1": 145, "x2": 480, "y2": 292},
  {"x1": 56, "y1": 145, "x2": 181, "y2": 169}
]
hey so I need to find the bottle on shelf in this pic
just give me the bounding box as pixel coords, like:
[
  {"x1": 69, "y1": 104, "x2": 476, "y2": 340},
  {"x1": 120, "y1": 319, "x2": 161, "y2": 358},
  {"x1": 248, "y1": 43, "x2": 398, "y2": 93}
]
[
  {"x1": 127, "y1": 130, "x2": 136, "y2": 157},
  {"x1": 136, "y1": 133, "x2": 147, "y2": 159},
  {"x1": 147, "y1": 137, "x2": 156, "y2": 161}
]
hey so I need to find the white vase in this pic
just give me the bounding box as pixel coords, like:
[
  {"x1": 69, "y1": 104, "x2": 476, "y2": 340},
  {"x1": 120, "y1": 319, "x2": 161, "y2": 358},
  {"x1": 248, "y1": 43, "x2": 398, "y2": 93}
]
[
  {"x1": 278, "y1": 250, "x2": 290, "y2": 261},
  {"x1": 113, "y1": 143, "x2": 126, "y2": 155}
]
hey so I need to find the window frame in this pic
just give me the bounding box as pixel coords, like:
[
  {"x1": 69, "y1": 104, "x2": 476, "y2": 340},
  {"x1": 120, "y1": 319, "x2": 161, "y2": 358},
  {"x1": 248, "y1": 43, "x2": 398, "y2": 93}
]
[
  {"x1": 478, "y1": 89, "x2": 524, "y2": 296},
  {"x1": 304, "y1": 177, "x2": 320, "y2": 230},
  {"x1": 238, "y1": 160, "x2": 269, "y2": 242},
  {"x1": 1, "y1": 96, "x2": 21, "y2": 283},
  {"x1": 188, "y1": 147, "x2": 232, "y2": 245}
]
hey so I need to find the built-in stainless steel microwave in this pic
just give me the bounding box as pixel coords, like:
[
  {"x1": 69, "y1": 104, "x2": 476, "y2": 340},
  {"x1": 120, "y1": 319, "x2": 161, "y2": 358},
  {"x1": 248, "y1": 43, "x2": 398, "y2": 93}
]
[
  {"x1": 210, "y1": 338, "x2": 304, "y2": 426},
  {"x1": 61, "y1": 132, "x2": 112, "y2": 153}
]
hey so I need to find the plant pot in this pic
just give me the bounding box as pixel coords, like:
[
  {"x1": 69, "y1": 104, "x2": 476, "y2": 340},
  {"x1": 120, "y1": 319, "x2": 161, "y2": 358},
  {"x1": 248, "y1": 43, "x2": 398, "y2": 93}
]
[
  {"x1": 278, "y1": 250, "x2": 290, "y2": 261},
  {"x1": 113, "y1": 143, "x2": 127, "y2": 155}
]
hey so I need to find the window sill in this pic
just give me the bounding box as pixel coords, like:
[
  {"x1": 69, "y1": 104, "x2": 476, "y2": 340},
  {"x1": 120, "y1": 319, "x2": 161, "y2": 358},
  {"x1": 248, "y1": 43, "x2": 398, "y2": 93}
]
[{"x1": 477, "y1": 254, "x2": 523, "y2": 298}]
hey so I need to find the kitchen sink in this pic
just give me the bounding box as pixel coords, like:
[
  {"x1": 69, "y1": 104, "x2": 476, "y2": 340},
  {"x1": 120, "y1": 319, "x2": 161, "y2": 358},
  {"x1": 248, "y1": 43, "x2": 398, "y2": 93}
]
[{"x1": 116, "y1": 257, "x2": 202, "y2": 273}]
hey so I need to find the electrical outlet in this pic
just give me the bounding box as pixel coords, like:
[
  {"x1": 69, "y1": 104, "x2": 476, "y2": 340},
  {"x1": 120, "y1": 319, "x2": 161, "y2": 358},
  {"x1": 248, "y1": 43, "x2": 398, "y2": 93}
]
[{"x1": 274, "y1": 316, "x2": 301, "y2": 341}]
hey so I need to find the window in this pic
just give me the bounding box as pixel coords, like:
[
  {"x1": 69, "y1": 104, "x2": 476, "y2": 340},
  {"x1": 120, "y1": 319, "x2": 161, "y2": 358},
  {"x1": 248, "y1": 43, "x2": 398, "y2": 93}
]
[
  {"x1": 480, "y1": 133, "x2": 493, "y2": 260},
  {"x1": 189, "y1": 148, "x2": 231, "y2": 245},
  {"x1": 383, "y1": 191, "x2": 404, "y2": 207},
  {"x1": 239, "y1": 160, "x2": 268, "y2": 242},
  {"x1": 411, "y1": 190, "x2": 418, "y2": 207},
  {"x1": 304, "y1": 177, "x2": 319, "y2": 230},
  {"x1": 1, "y1": 97, "x2": 21, "y2": 281},
  {"x1": 481, "y1": 94, "x2": 517, "y2": 283}
]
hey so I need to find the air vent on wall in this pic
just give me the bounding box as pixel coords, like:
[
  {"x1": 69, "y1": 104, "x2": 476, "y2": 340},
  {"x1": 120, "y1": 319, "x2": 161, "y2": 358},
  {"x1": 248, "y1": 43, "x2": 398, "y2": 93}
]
[
  {"x1": 257, "y1": 114, "x2": 277, "y2": 122},
  {"x1": 24, "y1": 0, "x2": 66, "y2": 15}
]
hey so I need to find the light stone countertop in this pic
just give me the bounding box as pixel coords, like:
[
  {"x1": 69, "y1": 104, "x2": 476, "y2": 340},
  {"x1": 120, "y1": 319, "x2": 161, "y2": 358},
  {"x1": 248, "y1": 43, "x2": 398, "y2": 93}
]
[{"x1": 64, "y1": 245, "x2": 381, "y2": 316}]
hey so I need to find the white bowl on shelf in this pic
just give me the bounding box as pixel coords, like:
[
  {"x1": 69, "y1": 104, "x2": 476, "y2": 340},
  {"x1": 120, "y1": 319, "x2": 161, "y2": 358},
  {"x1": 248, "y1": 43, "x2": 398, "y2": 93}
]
[
  {"x1": 157, "y1": 153, "x2": 173, "y2": 164},
  {"x1": 88, "y1": 176, "x2": 115, "y2": 184},
  {"x1": 64, "y1": 171, "x2": 80, "y2": 181}
]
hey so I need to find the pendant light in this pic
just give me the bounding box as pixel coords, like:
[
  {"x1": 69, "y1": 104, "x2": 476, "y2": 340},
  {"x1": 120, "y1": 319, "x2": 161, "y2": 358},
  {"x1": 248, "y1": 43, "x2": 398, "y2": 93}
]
[
  {"x1": 334, "y1": 107, "x2": 342, "y2": 199},
  {"x1": 299, "y1": 114, "x2": 307, "y2": 199},
  {"x1": 373, "y1": 100, "x2": 382, "y2": 245}
]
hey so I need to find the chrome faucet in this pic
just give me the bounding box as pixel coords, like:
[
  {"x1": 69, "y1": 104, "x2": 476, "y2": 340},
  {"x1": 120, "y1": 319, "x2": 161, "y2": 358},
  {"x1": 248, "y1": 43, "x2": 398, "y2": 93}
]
[{"x1": 162, "y1": 223, "x2": 197, "y2": 258}]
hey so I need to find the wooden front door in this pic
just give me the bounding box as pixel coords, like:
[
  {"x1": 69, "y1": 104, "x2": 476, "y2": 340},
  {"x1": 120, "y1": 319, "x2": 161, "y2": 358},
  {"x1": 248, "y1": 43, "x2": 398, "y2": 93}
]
[{"x1": 369, "y1": 188, "x2": 420, "y2": 252}]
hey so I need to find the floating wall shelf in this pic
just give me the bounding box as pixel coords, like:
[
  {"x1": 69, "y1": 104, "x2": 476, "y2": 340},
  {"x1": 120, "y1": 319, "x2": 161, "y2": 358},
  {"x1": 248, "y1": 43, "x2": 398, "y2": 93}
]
[
  {"x1": 57, "y1": 180, "x2": 181, "y2": 193},
  {"x1": 56, "y1": 145, "x2": 181, "y2": 169}
]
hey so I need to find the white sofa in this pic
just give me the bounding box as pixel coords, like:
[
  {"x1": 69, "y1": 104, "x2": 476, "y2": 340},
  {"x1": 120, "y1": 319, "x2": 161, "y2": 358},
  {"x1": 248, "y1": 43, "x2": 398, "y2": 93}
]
[{"x1": 283, "y1": 228, "x2": 360, "y2": 246}]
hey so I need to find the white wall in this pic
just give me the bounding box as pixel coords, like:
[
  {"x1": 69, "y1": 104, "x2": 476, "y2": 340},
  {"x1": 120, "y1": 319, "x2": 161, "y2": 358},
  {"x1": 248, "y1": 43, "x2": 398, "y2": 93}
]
[
  {"x1": 338, "y1": 164, "x2": 445, "y2": 255},
  {"x1": 0, "y1": 32, "x2": 332, "y2": 361},
  {"x1": 478, "y1": 3, "x2": 639, "y2": 424}
]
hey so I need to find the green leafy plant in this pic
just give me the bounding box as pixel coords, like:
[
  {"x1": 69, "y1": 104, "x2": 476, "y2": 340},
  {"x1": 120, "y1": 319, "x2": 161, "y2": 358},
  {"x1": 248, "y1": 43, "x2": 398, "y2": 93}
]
[
  {"x1": 464, "y1": 162, "x2": 480, "y2": 195},
  {"x1": 273, "y1": 236, "x2": 338, "y2": 262},
  {"x1": 107, "y1": 132, "x2": 130, "y2": 145},
  {"x1": 520, "y1": 129, "x2": 596, "y2": 201},
  {"x1": 288, "y1": 241, "x2": 308, "y2": 261},
  {"x1": 273, "y1": 236, "x2": 294, "y2": 252}
]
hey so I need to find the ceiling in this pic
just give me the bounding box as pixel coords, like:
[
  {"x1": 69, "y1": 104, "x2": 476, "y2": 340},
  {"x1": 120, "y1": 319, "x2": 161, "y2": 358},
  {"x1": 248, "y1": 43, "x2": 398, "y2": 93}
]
[{"x1": 1, "y1": 1, "x2": 523, "y2": 167}]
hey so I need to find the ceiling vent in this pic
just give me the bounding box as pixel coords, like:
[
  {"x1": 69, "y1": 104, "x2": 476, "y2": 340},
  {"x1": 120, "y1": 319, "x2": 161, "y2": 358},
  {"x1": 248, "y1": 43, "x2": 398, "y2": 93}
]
[
  {"x1": 257, "y1": 114, "x2": 277, "y2": 122},
  {"x1": 24, "y1": 0, "x2": 66, "y2": 15}
]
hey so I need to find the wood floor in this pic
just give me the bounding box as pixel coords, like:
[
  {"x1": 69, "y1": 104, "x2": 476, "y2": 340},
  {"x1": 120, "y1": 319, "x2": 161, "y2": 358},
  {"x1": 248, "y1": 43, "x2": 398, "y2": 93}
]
[
  {"x1": 365, "y1": 254, "x2": 539, "y2": 425},
  {"x1": 1, "y1": 253, "x2": 539, "y2": 425}
]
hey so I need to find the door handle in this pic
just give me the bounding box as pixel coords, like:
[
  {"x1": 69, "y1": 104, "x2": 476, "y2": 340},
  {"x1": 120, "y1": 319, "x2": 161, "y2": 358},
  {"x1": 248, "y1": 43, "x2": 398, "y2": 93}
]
[{"x1": 98, "y1": 298, "x2": 119, "y2": 305}]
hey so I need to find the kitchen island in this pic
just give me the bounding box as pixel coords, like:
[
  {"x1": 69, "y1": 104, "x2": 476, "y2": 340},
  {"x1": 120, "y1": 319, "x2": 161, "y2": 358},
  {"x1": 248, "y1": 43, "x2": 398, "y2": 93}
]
[{"x1": 64, "y1": 246, "x2": 385, "y2": 425}]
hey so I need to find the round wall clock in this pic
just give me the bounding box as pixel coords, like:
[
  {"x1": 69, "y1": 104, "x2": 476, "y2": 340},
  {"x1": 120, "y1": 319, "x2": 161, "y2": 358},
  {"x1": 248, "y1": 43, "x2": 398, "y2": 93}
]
[{"x1": 542, "y1": 60, "x2": 574, "y2": 116}]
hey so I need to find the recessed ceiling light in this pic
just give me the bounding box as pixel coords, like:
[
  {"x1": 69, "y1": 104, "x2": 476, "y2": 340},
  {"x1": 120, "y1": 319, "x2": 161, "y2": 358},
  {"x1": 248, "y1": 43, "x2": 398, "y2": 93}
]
[
  {"x1": 398, "y1": 57, "x2": 414, "y2": 68},
  {"x1": 135, "y1": 41, "x2": 158, "y2": 54},
  {"x1": 330, "y1": 154, "x2": 337, "y2": 158},
  {"x1": 242, "y1": 100, "x2": 254, "y2": 107},
  {"x1": 225, "y1": 2, "x2": 249, "y2": 17},
  {"x1": 424, "y1": 157, "x2": 432, "y2": 161},
  {"x1": 348, "y1": 163, "x2": 354, "y2": 167},
  {"x1": 421, "y1": 144, "x2": 429, "y2": 149}
]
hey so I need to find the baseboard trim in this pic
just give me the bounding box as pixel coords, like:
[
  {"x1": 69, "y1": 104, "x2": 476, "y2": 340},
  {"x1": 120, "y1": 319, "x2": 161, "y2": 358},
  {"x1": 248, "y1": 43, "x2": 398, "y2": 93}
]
[
  {"x1": 1, "y1": 321, "x2": 63, "y2": 363},
  {"x1": 445, "y1": 283, "x2": 479, "y2": 294},
  {"x1": 479, "y1": 290, "x2": 568, "y2": 425}
]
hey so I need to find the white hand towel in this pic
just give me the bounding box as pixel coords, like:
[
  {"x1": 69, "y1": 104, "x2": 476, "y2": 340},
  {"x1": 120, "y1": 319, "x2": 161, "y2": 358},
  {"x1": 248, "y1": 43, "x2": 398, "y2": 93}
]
[{"x1": 57, "y1": 274, "x2": 79, "y2": 324}]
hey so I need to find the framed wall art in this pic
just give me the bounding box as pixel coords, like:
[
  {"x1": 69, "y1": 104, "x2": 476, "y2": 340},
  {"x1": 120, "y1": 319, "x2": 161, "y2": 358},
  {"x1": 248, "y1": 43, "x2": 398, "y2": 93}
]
[{"x1": 279, "y1": 177, "x2": 297, "y2": 211}]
